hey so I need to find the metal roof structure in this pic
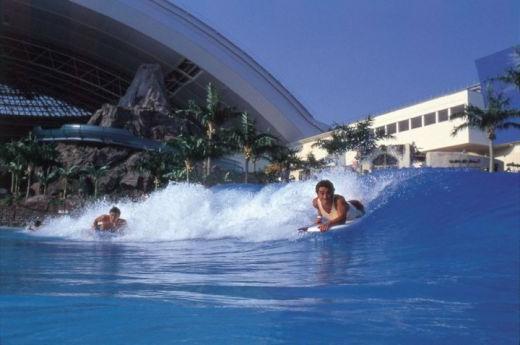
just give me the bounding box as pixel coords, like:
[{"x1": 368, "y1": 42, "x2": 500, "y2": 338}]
[{"x1": 0, "y1": 0, "x2": 328, "y2": 142}]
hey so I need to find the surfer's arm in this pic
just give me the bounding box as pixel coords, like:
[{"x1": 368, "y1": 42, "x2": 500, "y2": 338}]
[
  {"x1": 93, "y1": 216, "x2": 102, "y2": 229},
  {"x1": 312, "y1": 198, "x2": 323, "y2": 224}
]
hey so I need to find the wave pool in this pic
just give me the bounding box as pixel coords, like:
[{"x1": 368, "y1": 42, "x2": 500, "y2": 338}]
[{"x1": 1, "y1": 169, "x2": 519, "y2": 344}]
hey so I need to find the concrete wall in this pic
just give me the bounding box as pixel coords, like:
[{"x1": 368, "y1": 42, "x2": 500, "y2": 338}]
[
  {"x1": 425, "y1": 151, "x2": 503, "y2": 171},
  {"x1": 496, "y1": 142, "x2": 520, "y2": 172}
]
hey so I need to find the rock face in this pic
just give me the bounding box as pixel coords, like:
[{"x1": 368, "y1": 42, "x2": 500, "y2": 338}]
[
  {"x1": 47, "y1": 63, "x2": 180, "y2": 196},
  {"x1": 118, "y1": 64, "x2": 170, "y2": 112},
  {"x1": 87, "y1": 63, "x2": 180, "y2": 141},
  {"x1": 42, "y1": 143, "x2": 151, "y2": 197}
]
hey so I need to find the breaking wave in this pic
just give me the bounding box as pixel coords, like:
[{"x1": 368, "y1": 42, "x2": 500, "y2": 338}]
[{"x1": 33, "y1": 168, "x2": 418, "y2": 242}]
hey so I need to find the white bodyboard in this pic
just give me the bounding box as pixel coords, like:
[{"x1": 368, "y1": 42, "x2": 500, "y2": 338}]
[{"x1": 299, "y1": 219, "x2": 359, "y2": 233}]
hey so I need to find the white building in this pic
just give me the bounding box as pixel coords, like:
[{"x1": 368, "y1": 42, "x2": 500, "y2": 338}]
[{"x1": 292, "y1": 85, "x2": 519, "y2": 178}]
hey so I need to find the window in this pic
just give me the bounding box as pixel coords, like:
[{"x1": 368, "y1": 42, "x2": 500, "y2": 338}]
[
  {"x1": 398, "y1": 119, "x2": 409, "y2": 132},
  {"x1": 386, "y1": 123, "x2": 396, "y2": 135},
  {"x1": 411, "y1": 116, "x2": 422, "y2": 129},
  {"x1": 375, "y1": 126, "x2": 385, "y2": 136},
  {"x1": 423, "y1": 112, "x2": 436, "y2": 126},
  {"x1": 438, "y1": 109, "x2": 448, "y2": 122},
  {"x1": 450, "y1": 105, "x2": 465, "y2": 119}
]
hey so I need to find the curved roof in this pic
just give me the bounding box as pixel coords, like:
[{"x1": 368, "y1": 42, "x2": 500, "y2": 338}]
[{"x1": 0, "y1": 0, "x2": 328, "y2": 142}]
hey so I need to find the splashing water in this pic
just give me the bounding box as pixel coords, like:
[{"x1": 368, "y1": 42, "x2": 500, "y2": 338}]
[{"x1": 36, "y1": 168, "x2": 417, "y2": 242}]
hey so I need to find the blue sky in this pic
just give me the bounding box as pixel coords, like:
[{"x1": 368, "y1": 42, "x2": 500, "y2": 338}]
[{"x1": 171, "y1": 0, "x2": 519, "y2": 126}]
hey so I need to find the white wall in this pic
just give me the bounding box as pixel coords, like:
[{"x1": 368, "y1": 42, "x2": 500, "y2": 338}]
[{"x1": 294, "y1": 88, "x2": 491, "y2": 171}]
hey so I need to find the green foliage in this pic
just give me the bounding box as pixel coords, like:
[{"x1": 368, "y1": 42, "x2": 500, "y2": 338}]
[
  {"x1": 174, "y1": 83, "x2": 239, "y2": 179},
  {"x1": 264, "y1": 145, "x2": 303, "y2": 182},
  {"x1": 167, "y1": 134, "x2": 209, "y2": 183},
  {"x1": 451, "y1": 92, "x2": 520, "y2": 140},
  {"x1": 314, "y1": 116, "x2": 392, "y2": 159},
  {"x1": 82, "y1": 164, "x2": 109, "y2": 198},
  {"x1": 451, "y1": 89, "x2": 520, "y2": 172},
  {"x1": 303, "y1": 152, "x2": 327, "y2": 170},
  {"x1": 230, "y1": 112, "x2": 278, "y2": 183},
  {"x1": 134, "y1": 150, "x2": 180, "y2": 188},
  {"x1": 57, "y1": 165, "x2": 79, "y2": 199},
  {"x1": 36, "y1": 167, "x2": 59, "y2": 196},
  {"x1": 0, "y1": 136, "x2": 59, "y2": 198}
]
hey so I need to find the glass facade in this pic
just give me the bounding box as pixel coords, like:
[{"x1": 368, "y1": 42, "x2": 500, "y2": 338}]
[
  {"x1": 0, "y1": 84, "x2": 89, "y2": 117},
  {"x1": 438, "y1": 109, "x2": 448, "y2": 122},
  {"x1": 411, "y1": 116, "x2": 422, "y2": 129},
  {"x1": 450, "y1": 105, "x2": 465, "y2": 119},
  {"x1": 386, "y1": 123, "x2": 396, "y2": 135},
  {"x1": 398, "y1": 119, "x2": 409, "y2": 132},
  {"x1": 423, "y1": 112, "x2": 436, "y2": 126}
]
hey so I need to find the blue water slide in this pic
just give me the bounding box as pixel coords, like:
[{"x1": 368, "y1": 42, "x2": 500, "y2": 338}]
[{"x1": 32, "y1": 124, "x2": 172, "y2": 152}]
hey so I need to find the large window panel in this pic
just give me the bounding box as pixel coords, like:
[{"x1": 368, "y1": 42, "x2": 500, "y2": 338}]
[
  {"x1": 438, "y1": 109, "x2": 448, "y2": 122},
  {"x1": 424, "y1": 112, "x2": 436, "y2": 126},
  {"x1": 411, "y1": 116, "x2": 422, "y2": 129},
  {"x1": 450, "y1": 105, "x2": 465, "y2": 119},
  {"x1": 386, "y1": 123, "x2": 397, "y2": 135},
  {"x1": 398, "y1": 119, "x2": 409, "y2": 132}
]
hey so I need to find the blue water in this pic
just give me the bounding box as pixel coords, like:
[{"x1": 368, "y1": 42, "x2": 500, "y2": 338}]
[{"x1": 1, "y1": 169, "x2": 519, "y2": 344}]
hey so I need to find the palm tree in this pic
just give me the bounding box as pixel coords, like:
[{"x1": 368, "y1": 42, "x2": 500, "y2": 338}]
[
  {"x1": 7, "y1": 161, "x2": 24, "y2": 197},
  {"x1": 304, "y1": 152, "x2": 327, "y2": 170},
  {"x1": 231, "y1": 112, "x2": 278, "y2": 183},
  {"x1": 0, "y1": 141, "x2": 22, "y2": 195},
  {"x1": 36, "y1": 167, "x2": 59, "y2": 196},
  {"x1": 175, "y1": 83, "x2": 238, "y2": 179},
  {"x1": 57, "y1": 165, "x2": 79, "y2": 199},
  {"x1": 17, "y1": 138, "x2": 42, "y2": 200},
  {"x1": 18, "y1": 139, "x2": 59, "y2": 198},
  {"x1": 314, "y1": 116, "x2": 392, "y2": 169},
  {"x1": 264, "y1": 146, "x2": 302, "y2": 182},
  {"x1": 134, "y1": 150, "x2": 180, "y2": 189},
  {"x1": 451, "y1": 92, "x2": 520, "y2": 172},
  {"x1": 167, "y1": 134, "x2": 208, "y2": 183},
  {"x1": 83, "y1": 164, "x2": 109, "y2": 198}
]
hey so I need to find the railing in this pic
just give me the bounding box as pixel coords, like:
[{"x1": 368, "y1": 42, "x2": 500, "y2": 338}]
[{"x1": 32, "y1": 124, "x2": 171, "y2": 152}]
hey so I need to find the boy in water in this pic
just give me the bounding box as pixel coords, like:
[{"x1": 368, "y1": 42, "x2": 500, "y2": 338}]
[
  {"x1": 93, "y1": 206, "x2": 127, "y2": 232},
  {"x1": 313, "y1": 180, "x2": 365, "y2": 232}
]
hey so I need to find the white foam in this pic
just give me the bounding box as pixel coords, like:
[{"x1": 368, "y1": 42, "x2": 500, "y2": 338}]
[{"x1": 34, "y1": 168, "x2": 414, "y2": 242}]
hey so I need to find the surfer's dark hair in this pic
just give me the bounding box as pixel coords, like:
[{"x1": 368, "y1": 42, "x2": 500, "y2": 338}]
[
  {"x1": 109, "y1": 206, "x2": 121, "y2": 215},
  {"x1": 315, "y1": 180, "x2": 335, "y2": 194}
]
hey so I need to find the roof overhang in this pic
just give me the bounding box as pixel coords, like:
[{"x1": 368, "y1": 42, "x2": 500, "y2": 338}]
[{"x1": 1, "y1": 0, "x2": 328, "y2": 142}]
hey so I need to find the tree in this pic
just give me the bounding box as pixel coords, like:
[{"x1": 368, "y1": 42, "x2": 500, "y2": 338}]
[
  {"x1": 134, "y1": 150, "x2": 179, "y2": 190},
  {"x1": 36, "y1": 167, "x2": 59, "y2": 196},
  {"x1": 167, "y1": 134, "x2": 209, "y2": 183},
  {"x1": 314, "y1": 116, "x2": 392, "y2": 167},
  {"x1": 16, "y1": 137, "x2": 42, "y2": 200},
  {"x1": 7, "y1": 161, "x2": 24, "y2": 197},
  {"x1": 174, "y1": 83, "x2": 238, "y2": 179},
  {"x1": 264, "y1": 145, "x2": 303, "y2": 182},
  {"x1": 18, "y1": 139, "x2": 58, "y2": 199},
  {"x1": 230, "y1": 112, "x2": 278, "y2": 183},
  {"x1": 451, "y1": 91, "x2": 520, "y2": 172},
  {"x1": 304, "y1": 152, "x2": 327, "y2": 170},
  {"x1": 0, "y1": 141, "x2": 22, "y2": 196},
  {"x1": 83, "y1": 164, "x2": 109, "y2": 198},
  {"x1": 57, "y1": 165, "x2": 79, "y2": 199}
]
